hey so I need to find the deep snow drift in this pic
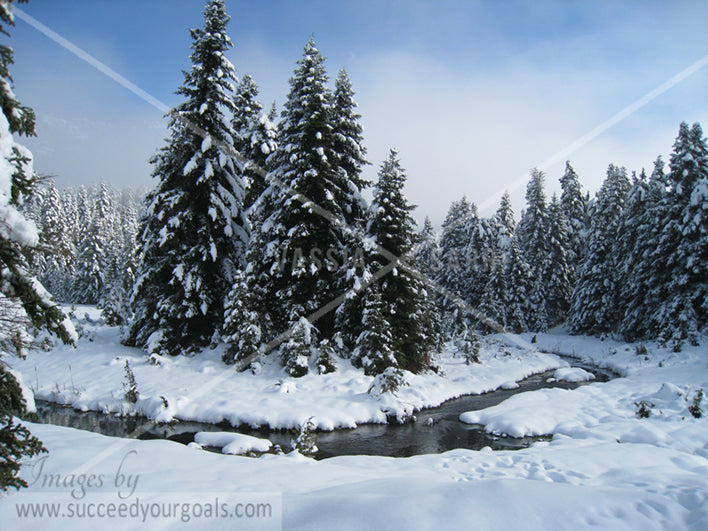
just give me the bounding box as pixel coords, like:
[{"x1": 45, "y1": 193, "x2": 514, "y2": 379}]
[{"x1": 2, "y1": 308, "x2": 708, "y2": 529}]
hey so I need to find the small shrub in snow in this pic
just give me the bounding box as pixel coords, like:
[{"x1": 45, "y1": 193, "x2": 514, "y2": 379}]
[
  {"x1": 147, "y1": 353, "x2": 166, "y2": 366},
  {"x1": 635, "y1": 343, "x2": 648, "y2": 356},
  {"x1": 689, "y1": 389, "x2": 704, "y2": 419},
  {"x1": 280, "y1": 318, "x2": 316, "y2": 378},
  {"x1": 122, "y1": 360, "x2": 139, "y2": 404},
  {"x1": 368, "y1": 368, "x2": 408, "y2": 397},
  {"x1": 456, "y1": 331, "x2": 481, "y2": 365},
  {"x1": 634, "y1": 400, "x2": 653, "y2": 419},
  {"x1": 291, "y1": 417, "x2": 318, "y2": 456},
  {"x1": 315, "y1": 339, "x2": 337, "y2": 375}
]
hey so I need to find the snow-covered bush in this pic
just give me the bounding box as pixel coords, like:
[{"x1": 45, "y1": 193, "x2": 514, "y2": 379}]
[
  {"x1": 122, "y1": 360, "x2": 139, "y2": 404},
  {"x1": 635, "y1": 400, "x2": 653, "y2": 419},
  {"x1": 689, "y1": 389, "x2": 704, "y2": 419},
  {"x1": 291, "y1": 417, "x2": 318, "y2": 456},
  {"x1": 280, "y1": 318, "x2": 316, "y2": 378},
  {"x1": 368, "y1": 367, "x2": 408, "y2": 397},
  {"x1": 456, "y1": 330, "x2": 481, "y2": 365},
  {"x1": 315, "y1": 339, "x2": 337, "y2": 375}
]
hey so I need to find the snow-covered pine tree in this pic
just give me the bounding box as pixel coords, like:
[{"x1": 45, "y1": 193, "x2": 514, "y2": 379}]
[
  {"x1": 225, "y1": 89, "x2": 277, "y2": 357},
  {"x1": 478, "y1": 250, "x2": 508, "y2": 332},
  {"x1": 367, "y1": 150, "x2": 436, "y2": 372},
  {"x1": 615, "y1": 166, "x2": 664, "y2": 341},
  {"x1": 232, "y1": 74, "x2": 277, "y2": 210},
  {"x1": 463, "y1": 207, "x2": 495, "y2": 309},
  {"x1": 102, "y1": 196, "x2": 139, "y2": 326},
  {"x1": 477, "y1": 192, "x2": 517, "y2": 333},
  {"x1": 504, "y1": 236, "x2": 532, "y2": 333},
  {"x1": 568, "y1": 164, "x2": 631, "y2": 336},
  {"x1": 40, "y1": 183, "x2": 72, "y2": 295},
  {"x1": 414, "y1": 216, "x2": 440, "y2": 281},
  {"x1": 280, "y1": 317, "x2": 317, "y2": 378},
  {"x1": 232, "y1": 74, "x2": 261, "y2": 157},
  {"x1": 648, "y1": 122, "x2": 708, "y2": 348},
  {"x1": 616, "y1": 160, "x2": 666, "y2": 341},
  {"x1": 124, "y1": 0, "x2": 248, "y2": 356},
  {"x1": 493, "y1": 191, "x2": 516, "y2": 248},
  {"x1": 352, "y1": 283, "x2": 396, "y2": 375},
  {"x1": 222, "y1": 270, "x2": 261, "y2": 365},
  {"x1": 436, "y1": 196, "x2": 473, "y2": 335},
  {"x1": 247, "y1": 38, "x2": 352, "y2": 353},
  {"x1": 328, "y1": 68, "x2": 371, "y2": 352},
  {"x1": 559, "y1": 161, "x2": 588, "y2": 280},
  {"x1": 71, "y1": 183, "x2": 111, "y2": 304},
  {"x1": 517, "y1": 169, "x2": 550, "y2": 331},
  {"x1": 543, "y1": 194, "x2": 572, "y2": 327},
  {"x1": 245, "y1": 108, "x2": 277, "y2": 208},
  {"x1": 1, "y1": 0, "x2": 74, "y2": 492}
]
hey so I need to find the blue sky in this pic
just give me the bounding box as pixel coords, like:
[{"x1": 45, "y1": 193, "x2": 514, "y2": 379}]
[{"x1": 7, "y1": 0, "x2": 708, "y2": 224}]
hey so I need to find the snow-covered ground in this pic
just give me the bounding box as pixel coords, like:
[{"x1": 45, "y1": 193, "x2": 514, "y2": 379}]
[
  {"x1": 2, "y1": 309, "x2": 707, "y2": 529},
  {"x1": 7, "y1": 306, "x2": 569, "y2": 430}
]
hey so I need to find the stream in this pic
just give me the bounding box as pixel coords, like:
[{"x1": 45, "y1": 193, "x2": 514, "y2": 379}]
[{"x1": 32, "y1": 360, "x2": 616, "y2": 459}]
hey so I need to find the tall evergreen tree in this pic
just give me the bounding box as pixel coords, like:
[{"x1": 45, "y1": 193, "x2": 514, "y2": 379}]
[
  {"x1": 504, "y1": 237, "x2": 532, "y2": 333},
  {"x1": 351, "y1": 284, "x2": 396, "y2": 375},
  {"x1": 71, "y1": 184, "x2": 111, "y2": 304},
  {"x1": 616, "y1": 164, "x2": 665, "y2": 341},
  {"x1": 247, "y1": 38, "x2": 358, "y2": 368},
  {"x1": 478, "y1": 250, "x2": 508, "y2": 332},
  {"x1": 493, "y1": 191, "x2": 516, "y2": 248},
  {"x1": 367, "y1": 150, "x2": 436, "y2": 372},
  {"x1": 414, "y1": 216, "x2": 440, "y2": 281},
  {"x1": 568, "y1": 164, "x2": 631, "y2": 335},
  {"x1": 125, "y1": 0, "x2": 248, "y2": 355},
  {"x1": 543, "y1": 194, "x2": 572, "y2": 327},
  {"x1": 648, "y1": 122, "x2": 708, "y2": 348},
  {"x1": 517, "y1": 169, "x2": 550, "y2": 331},
  {"x1": 232, "y1": 74, "x2": 277, "y2": 210},
  {"x1": 478, "y1": 192, "x2": 517, "y2": 333},
  {"x1": 1, "y1": 0, "x2": 73, "y2": 493},
  {"x1": 437, "y1": 197, "x2": 472, "y2": 300},
  {"x1": 327, "y1": 68, "x2": 370, "y2": 351},
  {"x1": 222, "y1": 270, "x2": 262, "y2": 365},
  {"x1": 463, "y1": 208, "x2": 495, "y2": 308},
  {"x1": 559, "y1": 161, "x2": 588, "y2": 278}
]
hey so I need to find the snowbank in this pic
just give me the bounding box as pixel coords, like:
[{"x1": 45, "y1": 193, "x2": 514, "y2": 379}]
[
  {"x1": 193, "y1": 431, "x2": 273, "y2": 454},
  {"x1": 7, "y1": 313, "x2": 569, "y2": 430},
  {"x1": 551, "y1": 367, "x2": 595, "y2": 383},
  {"x1": 1, "y1": 420, "x2": 706, "y2": 529},
  {"x1": 3, "y1": 320, "x2": 708, "y2": 528}
]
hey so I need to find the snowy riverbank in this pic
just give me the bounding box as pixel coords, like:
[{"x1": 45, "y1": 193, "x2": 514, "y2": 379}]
[
  {"x1": 7, "y1": 307, "x2": 571, "y2": 430},
  {"x1": 3, "y1": 309, "x2": 708, "y2": 529}
]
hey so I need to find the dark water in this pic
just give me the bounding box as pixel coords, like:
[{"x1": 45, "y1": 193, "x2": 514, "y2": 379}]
[{"x1": 33, "y1": 360, "x2": 614, "y2": 459}]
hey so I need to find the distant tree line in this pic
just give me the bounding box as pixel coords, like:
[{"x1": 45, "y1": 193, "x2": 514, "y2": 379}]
[
  {"x1": 420, "y1": 121, "x2": 707, "y2": 351},
  {"x1": 23, "y1": 183, "x2": 141, "y2": 324}
]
